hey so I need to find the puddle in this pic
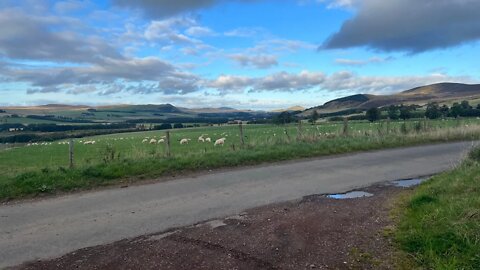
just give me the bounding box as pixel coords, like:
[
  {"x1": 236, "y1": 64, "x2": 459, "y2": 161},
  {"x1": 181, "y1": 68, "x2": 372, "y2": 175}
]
[
  {"x1": 392, "y1": 178, "x2": 427, "y2": 188},
  {"x1": 204, "y1": 219, "x2": 227, "y2": 229},
  {"x1": 146, "y1": 230, "x2": 179, "y2": 241},
  {"x1": 327, "y1": 191, "x2": 374, "y2": 199},
  {"x1": 226, "y1": 214, "x2": 247, "y2": 221}
]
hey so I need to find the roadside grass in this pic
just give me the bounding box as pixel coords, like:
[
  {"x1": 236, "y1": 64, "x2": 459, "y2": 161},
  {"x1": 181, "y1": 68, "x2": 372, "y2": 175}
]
[
  {"x1": 1, "y1": 123, "x2": 480, "y2": 201},
  {"x1": 394, "y1": 147, "x2": 480, "y2": 269}
]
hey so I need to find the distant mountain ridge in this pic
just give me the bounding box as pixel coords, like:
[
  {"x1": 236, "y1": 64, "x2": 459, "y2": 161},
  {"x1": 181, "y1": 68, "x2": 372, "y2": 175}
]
[{"x1": 306, "y1": 83, "x2": 480, "y2": 115}]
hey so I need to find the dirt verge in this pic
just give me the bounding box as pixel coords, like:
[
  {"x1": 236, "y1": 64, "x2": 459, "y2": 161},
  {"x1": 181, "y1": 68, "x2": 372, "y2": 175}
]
[{"x1": 13, "y1": 184, "x2": 407, "y2": 270}]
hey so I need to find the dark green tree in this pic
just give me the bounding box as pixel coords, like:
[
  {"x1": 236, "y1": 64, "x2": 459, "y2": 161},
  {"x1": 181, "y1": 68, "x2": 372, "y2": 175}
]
[
  {"x1": 387, "y1": 105, "x2": 399, "y2": 120},
  {"x1": 399, "y1": 105, "x2": 412, "y2": 120},
  {"x1": 425, "y1": 102, "x2": 441, "y2": 119},
  {"x1": 450, "y1": 102, "x2": 463, "y2": 118},
  {"x1": 366, "y1": 107, "x2": 381, "y2": 122},
  {"x1": 309, "y1": 110, "x2": 319, "y2": 124},
  {"x1": 439, "y1": 104, "x2": 449, "y2": 118},
  {"x1": 461, "y1": 100, "x2": 471, "y2": 110},
  {"x1": 274, "y1": 111, "x2": 293, "y2": 124}
]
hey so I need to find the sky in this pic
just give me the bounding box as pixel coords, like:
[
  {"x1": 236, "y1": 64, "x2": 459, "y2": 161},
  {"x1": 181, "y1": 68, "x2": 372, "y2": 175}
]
[{"x1": 0, "y1": 0, "x2": 480, "y2": 110}]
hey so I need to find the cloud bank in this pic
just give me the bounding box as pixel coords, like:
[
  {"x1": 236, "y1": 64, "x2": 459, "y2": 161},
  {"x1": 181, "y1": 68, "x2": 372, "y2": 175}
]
[{"x1": 324, "y1": 0, "x2": 480, "y2": 53}]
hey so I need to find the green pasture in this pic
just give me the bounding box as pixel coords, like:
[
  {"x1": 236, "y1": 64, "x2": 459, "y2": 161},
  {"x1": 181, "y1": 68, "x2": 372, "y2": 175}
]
[{"x1": 1, "y1": 118, "x2": 478, "y2": 180}]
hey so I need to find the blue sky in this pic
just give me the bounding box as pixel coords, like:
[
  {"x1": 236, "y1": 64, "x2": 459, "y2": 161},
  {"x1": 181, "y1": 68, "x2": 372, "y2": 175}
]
[{"x1": 0, "y1": 0, "x2": 479, "y2": 110}]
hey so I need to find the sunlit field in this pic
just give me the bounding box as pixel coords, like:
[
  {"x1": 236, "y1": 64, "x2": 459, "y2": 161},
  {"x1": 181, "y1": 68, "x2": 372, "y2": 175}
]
[{"x1": 1, "y1": 118, "x2": 480, "y2": 199}]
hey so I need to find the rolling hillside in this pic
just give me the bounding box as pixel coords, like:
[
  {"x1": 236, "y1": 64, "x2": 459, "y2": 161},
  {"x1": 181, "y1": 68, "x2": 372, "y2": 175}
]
[{"x1": 305, "y1": 83, "x2": 480, "y2": 115}]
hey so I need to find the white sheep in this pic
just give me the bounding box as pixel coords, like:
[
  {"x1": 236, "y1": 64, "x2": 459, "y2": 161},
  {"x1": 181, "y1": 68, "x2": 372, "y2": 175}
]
[
  {"x1": 142, "y1": 139, "x2": 148, "y2": 143},
  {"x1": 149, "y1": 138, "x2": 157, "y2": 144},
  {"x1": 198, "y1": 136, "x2": 205, "y2": 143},
  {"x1": 205, "y1": 137, "x2": 211, "y2": 143},
  {"x1": 214, "y1": 137, "x2": 226, "y2": 146},
  {"x1": 158, "y1": 138, "x2": 165, "y2": 144},
  {"x1": 180, "y1": 138, "x2": 191, "y2": 145}
]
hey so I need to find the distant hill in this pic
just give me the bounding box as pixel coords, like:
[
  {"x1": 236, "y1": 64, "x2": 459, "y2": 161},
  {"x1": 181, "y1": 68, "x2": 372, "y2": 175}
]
[
  {"x1": 305, "y1": 83, "x2": 480, "y2": 115},
  {"x1": 272, "y1": 106, "x2": 305, "y2": 113},
  {"x1": 0, "y1": 103, "x2": 273, "y2": 124}
]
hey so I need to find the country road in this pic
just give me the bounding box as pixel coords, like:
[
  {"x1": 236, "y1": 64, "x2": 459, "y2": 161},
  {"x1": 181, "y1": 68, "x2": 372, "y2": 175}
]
[{"x1": 0, "y1": 141, "x2": 476, "y2": 268}]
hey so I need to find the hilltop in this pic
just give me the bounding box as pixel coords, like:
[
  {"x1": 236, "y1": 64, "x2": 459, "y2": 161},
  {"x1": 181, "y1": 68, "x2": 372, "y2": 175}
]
[{"x1": 305, "y1": 83, "x2": 480, "y2": 115}]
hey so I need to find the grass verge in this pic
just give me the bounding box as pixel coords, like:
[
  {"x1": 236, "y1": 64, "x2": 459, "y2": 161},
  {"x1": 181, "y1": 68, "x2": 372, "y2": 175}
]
[{"x1": 394, "y1": 147, "x2": 480, "y2": 269}]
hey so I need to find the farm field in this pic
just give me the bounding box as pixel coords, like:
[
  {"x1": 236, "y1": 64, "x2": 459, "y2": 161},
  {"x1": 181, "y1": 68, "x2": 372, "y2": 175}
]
[{"x1": 1, "y1": 118, "x2": 480, "y2": 200}]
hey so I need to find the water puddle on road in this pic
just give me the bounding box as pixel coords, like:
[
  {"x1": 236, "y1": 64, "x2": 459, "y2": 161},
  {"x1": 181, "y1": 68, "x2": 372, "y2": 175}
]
[
  {"x1": 204, "y1": 219, "x2": 227, "y2": 229},
  {"x1": 392, "y1": 178, "x2": 427, "y2": 188},
  {"x1": 327, "y1": 191, "x2": 374, "y2": 199}
]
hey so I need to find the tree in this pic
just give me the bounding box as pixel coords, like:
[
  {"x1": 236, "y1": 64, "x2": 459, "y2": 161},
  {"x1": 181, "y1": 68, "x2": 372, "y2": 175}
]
[
  {"x1": 450, "y1": 102, "x2": 462, "y2": 118},
  {"x1": 366, "y1": 107, "x2": 381, "y2": 122},
  {"x1": 387, "y1": 105, "x2": 399, "y2": 120},
  {"x1": 173, "y1": 123, "x2": 184, "y2": 129},
  {"x1": 439, "y1": 104, "x2": 449, "y2": 118},
  {"x1": 399, "y1": 105, "x2": 412, "y2": 120},
  {"x1": 425, "y1": 102, "x2": 441, "y2": 119},
  {"x1": 461, "y1": 100, "x2": 471, "y2": 110},
  {"x1": 155, "y1": 123, "x2": 172, "y2": 130},
  {"x1": 274, "y1": 111, "x2": 293, "y2": 124},
  {"x1": 309, "y1": 110, "x2": 319, "y2": 124}
]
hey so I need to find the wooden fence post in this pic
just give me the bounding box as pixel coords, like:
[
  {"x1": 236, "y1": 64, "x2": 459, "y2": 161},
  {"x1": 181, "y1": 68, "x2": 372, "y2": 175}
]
[
  {"x1": 386, "y1": 117, "x2": 391, "y2": 134},
  {"x1": 69, "y1": 139, "x2": 74, "y2": 168},
  {"x1": 239, "y1": 122, "x2": 245, "y2": 147},
  {"x1": 284, "y1": 128, "x2": 291, "y2": 141},
  {"x1": 343, "y1": 117, "x2": 349, "y2": 136},
  {"x1": 297, "y1": 120, "x2": 303, "y2": 140},
  {"x1": 166, "y1": 131, "x2": 171, "y2": 157}
]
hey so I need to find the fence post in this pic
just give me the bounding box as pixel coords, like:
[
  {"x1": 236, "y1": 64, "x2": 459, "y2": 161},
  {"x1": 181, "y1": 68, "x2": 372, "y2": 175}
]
[
  {"x1": 284, "y1": 128, "x2": 291, "y2": 141},
  {"x1": 166, "y1": 131, "x2": 171, "y2": 157},
  {"x1": 239, "y1": 122, "x2": 245, "y2": 147},
  {"x1": 69, "y1": 139, "x2": 74, "y2": 168},
  {"x1": 297, "y1": 120, "x2": 303, "y2": 140},
  {"x1": 386, "y1": 117, "x2": 391, "y2": 134},
  {"x1": 343, "y1": 117, "x2": 349, "y2": 136}
]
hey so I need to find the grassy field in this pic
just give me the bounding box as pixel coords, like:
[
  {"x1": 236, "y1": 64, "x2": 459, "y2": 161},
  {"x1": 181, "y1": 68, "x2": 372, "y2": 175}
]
[
  {"x1": 394, "y1": 147, "x2": 480, "y2": 269},
  {"x1": 1, "y1": 118, "x2": 480, "y2": 200}
]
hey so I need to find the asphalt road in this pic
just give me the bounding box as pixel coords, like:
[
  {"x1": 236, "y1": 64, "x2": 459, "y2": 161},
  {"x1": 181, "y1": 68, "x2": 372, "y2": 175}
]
[{"x1": 0, "y1": 141, "x2": 476, "y2": 268}]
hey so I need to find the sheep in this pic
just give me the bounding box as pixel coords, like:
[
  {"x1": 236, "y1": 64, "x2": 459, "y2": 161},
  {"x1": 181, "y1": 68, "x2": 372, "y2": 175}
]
[
  {"x1": 158, "y1": 139, "x2": 165, "y2": 144},
  {"x1": 205, "y1": 137, "x2": 211, "y2": 143},
  {"x1": 142, "y1": 139, "x2": 148, "y2": 143},
  {"x1": 180, "y1": 138, "x2": 191, "y2": 145},
  {"x1": 149, "y1": 138, "x2": 157, "y2": 144},
  {"x1": 84, "y1": 141, "x2": 96, "y2": 145},
  {"x1": 214, "y1": 137, "x2": 226, "y2": 146},
  {"x1": 198, "y1": 136, "x2": 205, "y2": 143}
]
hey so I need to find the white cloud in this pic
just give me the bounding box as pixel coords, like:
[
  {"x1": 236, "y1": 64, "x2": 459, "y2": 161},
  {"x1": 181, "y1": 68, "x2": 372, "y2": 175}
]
[
  {"x1": 185, "y1": 26, "x2": 215, "y2": 37},
  {"x1": 229, "y1": 54, "x2": 278, "y2": 69}
]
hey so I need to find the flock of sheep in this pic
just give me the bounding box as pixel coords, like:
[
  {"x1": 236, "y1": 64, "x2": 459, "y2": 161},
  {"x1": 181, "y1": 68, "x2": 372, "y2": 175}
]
[{"x1": 141, "y1": 134, "x2": 227, "y2": 146}]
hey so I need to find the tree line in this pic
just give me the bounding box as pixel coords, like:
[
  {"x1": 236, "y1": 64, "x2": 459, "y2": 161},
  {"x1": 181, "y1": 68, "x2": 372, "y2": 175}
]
[{"x1": 365, "y1": 100, "x2": 480, "y2": 122}]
